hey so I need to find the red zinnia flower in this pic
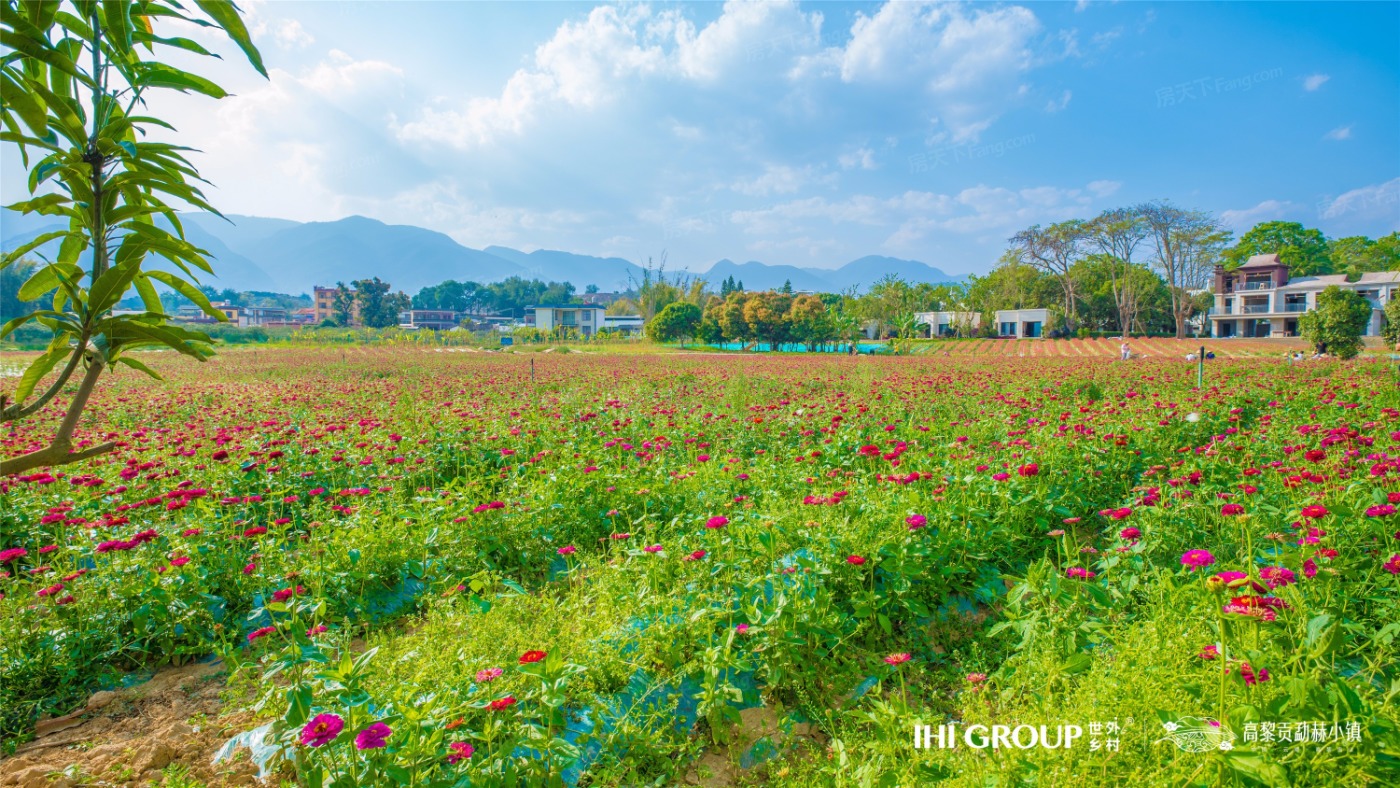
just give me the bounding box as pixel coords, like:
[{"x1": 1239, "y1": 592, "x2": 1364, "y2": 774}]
[
  {"x1": 519, "y1": 650, "x2": 547, "y2": 664},
  {"x1": 488, "y1": 696, "x2": 517, "y2": 711}
]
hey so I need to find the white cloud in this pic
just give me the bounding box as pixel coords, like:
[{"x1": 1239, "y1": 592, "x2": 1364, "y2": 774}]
[
  {"x1": 1302, "y1": 73, "x2": 1329, "y2": 91},
  {"x1": 667, "y1": 119, "x2": 704, "y2": 141},
  {"x1": 838, "y1": 147, "x2": 877, "y2": 170},
  {"x1": 1318, "y1": 178, "x2": 1400, "y2": 225},
  {"x1": 1220, "y1": 199, "x2": 1294, "y2": 229},
  {"x1": 731, "y1": 164, "x2": 821, "y2": 196},
  {"x1": 1323, "y1": 125, "x2": 1352, "y2": 141},
  {"x1": 1045, "y1": 90, "x2": 1072, "y2": 113},
  {"x1": 274, "y1": 19, "x2": 314, "y2": 49},
  {"x1": 1086, "y1": 180, "x2": 1121, "y2": 198}
]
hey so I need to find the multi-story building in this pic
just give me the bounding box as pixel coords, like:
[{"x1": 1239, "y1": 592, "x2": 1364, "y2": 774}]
[
  {"x1": 1209, "y1": 254, "x2": 1398, "y2": 338},
  {"x1": 528, "y1": 304, "x2": 607, "y2": 337},
  {"x1": 313, "y1": 286, "x2": 359, "y2": 325}
]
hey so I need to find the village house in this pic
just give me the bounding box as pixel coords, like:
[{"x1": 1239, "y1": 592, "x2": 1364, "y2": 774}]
[{"x1": 1209, "y1": 254, "x2": 1399, "y2": 338}]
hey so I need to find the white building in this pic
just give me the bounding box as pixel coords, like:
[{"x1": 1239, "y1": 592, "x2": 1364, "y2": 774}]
[
  {"x1": 915, "y1": 311, "x2": 981, "y2": 337},
  {"x1": 1209, "y1": 254, "x2": 1399, "y2": 338},
  {"x1": 994, "y1": 308, "x2": 1049, "y2": 339},
  {"x1": 528, "y1": 304, "x2": 607, "y2": 337},
  {"x1": 603, "y1": 315, "x2": 644, "y2": 336}
]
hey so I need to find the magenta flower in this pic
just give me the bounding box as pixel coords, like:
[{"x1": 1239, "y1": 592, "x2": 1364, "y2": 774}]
[
  {"x1": 557, "y1": 545, "x2": 577, "y2": 556},
  {"x1": 705, "y1": 516, "x2": 729, "y2": 529},
  {"x1": 884, "y1": 652, "x2": 912, "y2": 665},
  {"x1": 1066, "y1": 567, "x2": 1096, "y2": 580},
  {"x1": 1220, "y1": 503, "x2": 1245, "y2": 516},
  {"x1": 447, "y1": 741, "x2": 475, "y2": 764},
  {"x1": 1259, "y1": 566, "x2": 1296, "y2": 589},
  {"x1": 300, "y1": 713, "x2": 344, "y2": 747},
  {"x1": 476, "y1": 667, "x2": 504, "y2": 683},
  {"x1": 905, "y1": 514, "x2": 927, "y2": 530},
  {"x1": 735, "y1": 623, "x2": 750, "y2": 635},
  {"x1": 355, "y1": 722, "x2": 391, "y2": 750},
  {"x1": 247, "y1": 625, "x2": 277, "y2": 643},
  {"x1": 1181, "y1": 550, "x2": 1215, "y2": 571},
  {"x1": 643, "y1": 544, "x2": 663, "y2": 553},
  {"x1": 1301, "y1": 504, "x2": 1329, "y2": 519},
  {"x1": 0, "y1": 548, "x2": 27, "y2": 563},
  {"x1": 1384, "y1": 554, "x2": 1400, "y2": 575},
  {"x1": 846, "y1": 555, "x2": 867, "y2": 566}
]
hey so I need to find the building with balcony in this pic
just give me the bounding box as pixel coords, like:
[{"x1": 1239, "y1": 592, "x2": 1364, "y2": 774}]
[
  {"x1": 528, "y1": 304, "x2": 607, "y2": 337},
  {"x1": 1209, "y1": 254, "x2": 1398, "y2": 338},
  {"x1": 914, "y1": 311, "x2": 981, "y2": 337},
  {"x1": 398, "y1": 309, "x2": 462, "y2": 330}
]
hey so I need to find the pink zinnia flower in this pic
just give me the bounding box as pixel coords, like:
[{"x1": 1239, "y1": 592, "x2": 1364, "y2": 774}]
[
  {"x1": 846, "y1": 555, "x2": 867, "y2": 566},
  {"x1": 1259, "y1": 566, "x2": 1296, "y2": 589},
  {"x1": 684, "y1": 550, "x2": 706, "y2": 561},
  {"x1": 643, "y1": 544, "x2": 663, "y2": 553},
  {"x1": 992, "y1": 472, "x2": 1010, "y2": 481},
  {"x1": 1221, "y1": 503, "x2": 1245, "y2": 516},
  {"x1": 476, "y1": 668, "x2": 504, "y2": 683},
  {"x1": 1119, "y1": 527, "x2": 1140, "y2": 541},
  {"x1": 557, "y1": 545, "x2": 577, "y2": 556},
  {"x1": 735, "y1": 623, "x2": 750, "y2": 635},
  {"x1": 1017, "y1": 463, "x2": 1039, "y2": 477},
  {"x1": 906, "y1": 514, "x2": 927, "y2": 530},
  {"x1": 1383, "y1": 554, "x2": 1400, "y2": 575},
  {"x1": 300, "y1": 713, "x2": 343, "y2": 747},
  {"x1": 446, "y1": 741, "x2": 475, "y2": 764},
  {"x1": 1198, "y1": 644, "x2": 1219, "y2": 660},
  {"x1": 1181, "y1": 550, "x2": 1215, "y2": 570},
  {"x1": 705, "y1": 516, "x2": 729, "y2": 529},
  {"x1": 355, "y1": 722, "x2": 391, "y2": 750},
  {"x1": 247, "y1": 625, "x2": 276, "y2": 643},
  {"x1": 1301, "y1": 504, "x2": 1329, "y2": 519},
  {"x1": 1066, "y1": 567, "x2": 1095, "y2": 580},
  {"x1": 884, "y1": 652, "x2": 912, "y2": 666}
]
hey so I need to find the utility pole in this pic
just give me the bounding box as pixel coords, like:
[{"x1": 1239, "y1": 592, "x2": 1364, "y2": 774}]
[{"x1": 1197, "y1": 345, "x2": 1204, "y2": 389}]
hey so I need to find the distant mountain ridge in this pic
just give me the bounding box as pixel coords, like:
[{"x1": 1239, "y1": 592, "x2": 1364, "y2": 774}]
[{"x1": 1, "y1": 209, "x2": 963, "y2": 296}]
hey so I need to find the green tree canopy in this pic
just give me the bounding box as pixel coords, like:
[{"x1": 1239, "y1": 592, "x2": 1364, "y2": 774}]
[
  {"x1": 1224, "y1": 221, "x2": 1332, "y2": 276},
  {"x1": 645, "y1": 301, "x2": 702, "y2": 344},
  {"x1": 1298, "y1": 286, "x2": 1372, "y2": 358}
]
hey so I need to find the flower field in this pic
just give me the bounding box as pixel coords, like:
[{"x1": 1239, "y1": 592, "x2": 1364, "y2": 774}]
[{"x1": 2, "y1": 346, "x2": 1398, "y2": 787}]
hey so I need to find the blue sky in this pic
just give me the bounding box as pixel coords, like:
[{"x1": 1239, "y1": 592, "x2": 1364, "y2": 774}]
[{"x1": 3, "y1": 0, "x2": 1398, "y2": 277}]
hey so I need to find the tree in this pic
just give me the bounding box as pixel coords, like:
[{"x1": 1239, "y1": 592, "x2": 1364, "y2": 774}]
[
  {"x1": 1299, "y1": 286, "x2": 1372, "y2": 358},
  {"x1": 352, "y1": 278, "x2": 409, "y2": 328},
  {"x1": 1086, "y1": 208, "x2": 1149, "y2": 336},
  {"x1": 1, "y1": 0, "x2": 265, "y2": 476},
  {"x1": 585, "y1": 283, "x2": 600, "y2": 294},
  {"x1": 1381, "y1": 297, "x2": 1400, "y2": 349},
  {"x1": 332, "y1": 282, "x2": 357, "y2": 327},
  {"x1": 787, "y1": 294, "x2": 835, "y2": 350},
  {"x1": 1, "y1": 258, "x2": 41, "y2": 323},
  {"x1": 646, "y1": 301, "x2": 702, "y2": 345},
  {"x1": 1139, "y1": 201, "x2": 1229, "y2": 339},
  {"x1": 1224, "y1": 221, "x2": 1331, "y2": 276},
  {"x1": 1009, "y1": 220, "x2": 1087, "y2": 332},
  {"x1": 1329, "y1": 233, "x2": 1400, "y2": 277},
  {"x1": 743, "y1": 291, "x2": 793, "y2": 348}
]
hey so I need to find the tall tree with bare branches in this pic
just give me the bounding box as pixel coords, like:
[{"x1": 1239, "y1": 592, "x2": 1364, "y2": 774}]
[
  {"x1": 1009, "y1": 220, "x2": 1087, "y2": 333},
  {"x1": 1138, "y1": 201, "x2": 1231, "y2": 339},
  {"x1": 1086, "y1": 208, "x2": 1149, "y2": 337}
]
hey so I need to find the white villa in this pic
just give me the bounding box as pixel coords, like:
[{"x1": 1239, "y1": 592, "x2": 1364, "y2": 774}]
[
  {"x1": 528, "y1": 304, "x2": 608, "y2": 337},
  {"x1": 915, "y1": 310, "x2": 981, "y2": 337},
  {"x1": 1209, "y1": 254, "x2": 1399, "y2": 339},
  {"x1": 994, "y1": 308, "x2": 1049, "y2": 339}
]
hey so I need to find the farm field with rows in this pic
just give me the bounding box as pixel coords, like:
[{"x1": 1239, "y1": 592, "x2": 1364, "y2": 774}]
[{"x1": 2, "y1": 346, "x2": 1398, "y2": 787}]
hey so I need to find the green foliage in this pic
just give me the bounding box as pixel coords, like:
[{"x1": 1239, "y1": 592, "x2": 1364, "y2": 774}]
[
  {"x1": 0, "y1": 0, "x2": 265, "y2": 431},
  {"x1": 350, "y1": 277, "x2": 410, "y2": 329},
  {"x1": 1380, "y1": 297, "x2": 1400, "y2": 348},
  {"x1": 1224, "y1": 221, "x2": 1332, "y2": 276},
  {"x1": 1298, "y1": 286, "x2": 1372, "y2": 358},
  {"x1": 646, "y1": 301, "x2": 702, "y2": 344}
]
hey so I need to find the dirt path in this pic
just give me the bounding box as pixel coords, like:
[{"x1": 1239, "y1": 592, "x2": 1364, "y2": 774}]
[{"x1": 1, "y1": 662, "x2": 265, "y2": 788}]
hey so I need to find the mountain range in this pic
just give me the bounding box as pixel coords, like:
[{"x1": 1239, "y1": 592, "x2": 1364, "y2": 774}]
[{"x1": 1, "y1": 210, "x2": 962, "y2": 296}]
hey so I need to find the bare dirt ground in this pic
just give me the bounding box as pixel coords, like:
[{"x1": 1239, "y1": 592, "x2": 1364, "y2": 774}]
[{"x1": 0, "y1": 662, "x2": 267, "y2": 788}]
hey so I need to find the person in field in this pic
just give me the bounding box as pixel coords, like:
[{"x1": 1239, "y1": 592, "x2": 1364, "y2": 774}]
[{"x1": 1120, "y1": 342, "x2": 1131, "y2": 361}]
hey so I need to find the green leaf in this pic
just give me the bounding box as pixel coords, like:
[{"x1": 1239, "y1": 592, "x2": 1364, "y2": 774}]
[
  {"x1": 12, "y1": 345, "x2": 71, "y2": 404},
  {"x1": 88, "y1": 259, "x2": 141, "y2": 316},
  {"x1": 18, "y1": 261, "x2": 78, "y2": 301},
  {"x1": 113, "y1": 355, "x2": 162, "y2": 379},
  {"x1": 0, "y1": 71, "x2": 49, "y2": 136},
  {"x1": 195, "y1": 0, "x2": 267, "y2": 77},
  {"x1": 132, "y1": 275, "x2": 163, "y2": 314},
  {"x1": 130, "y1": 62, "x2": 227, "y2": 98},
  {"x1": 1, "y1": 230, "x2": 69, "y2": 267}
]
